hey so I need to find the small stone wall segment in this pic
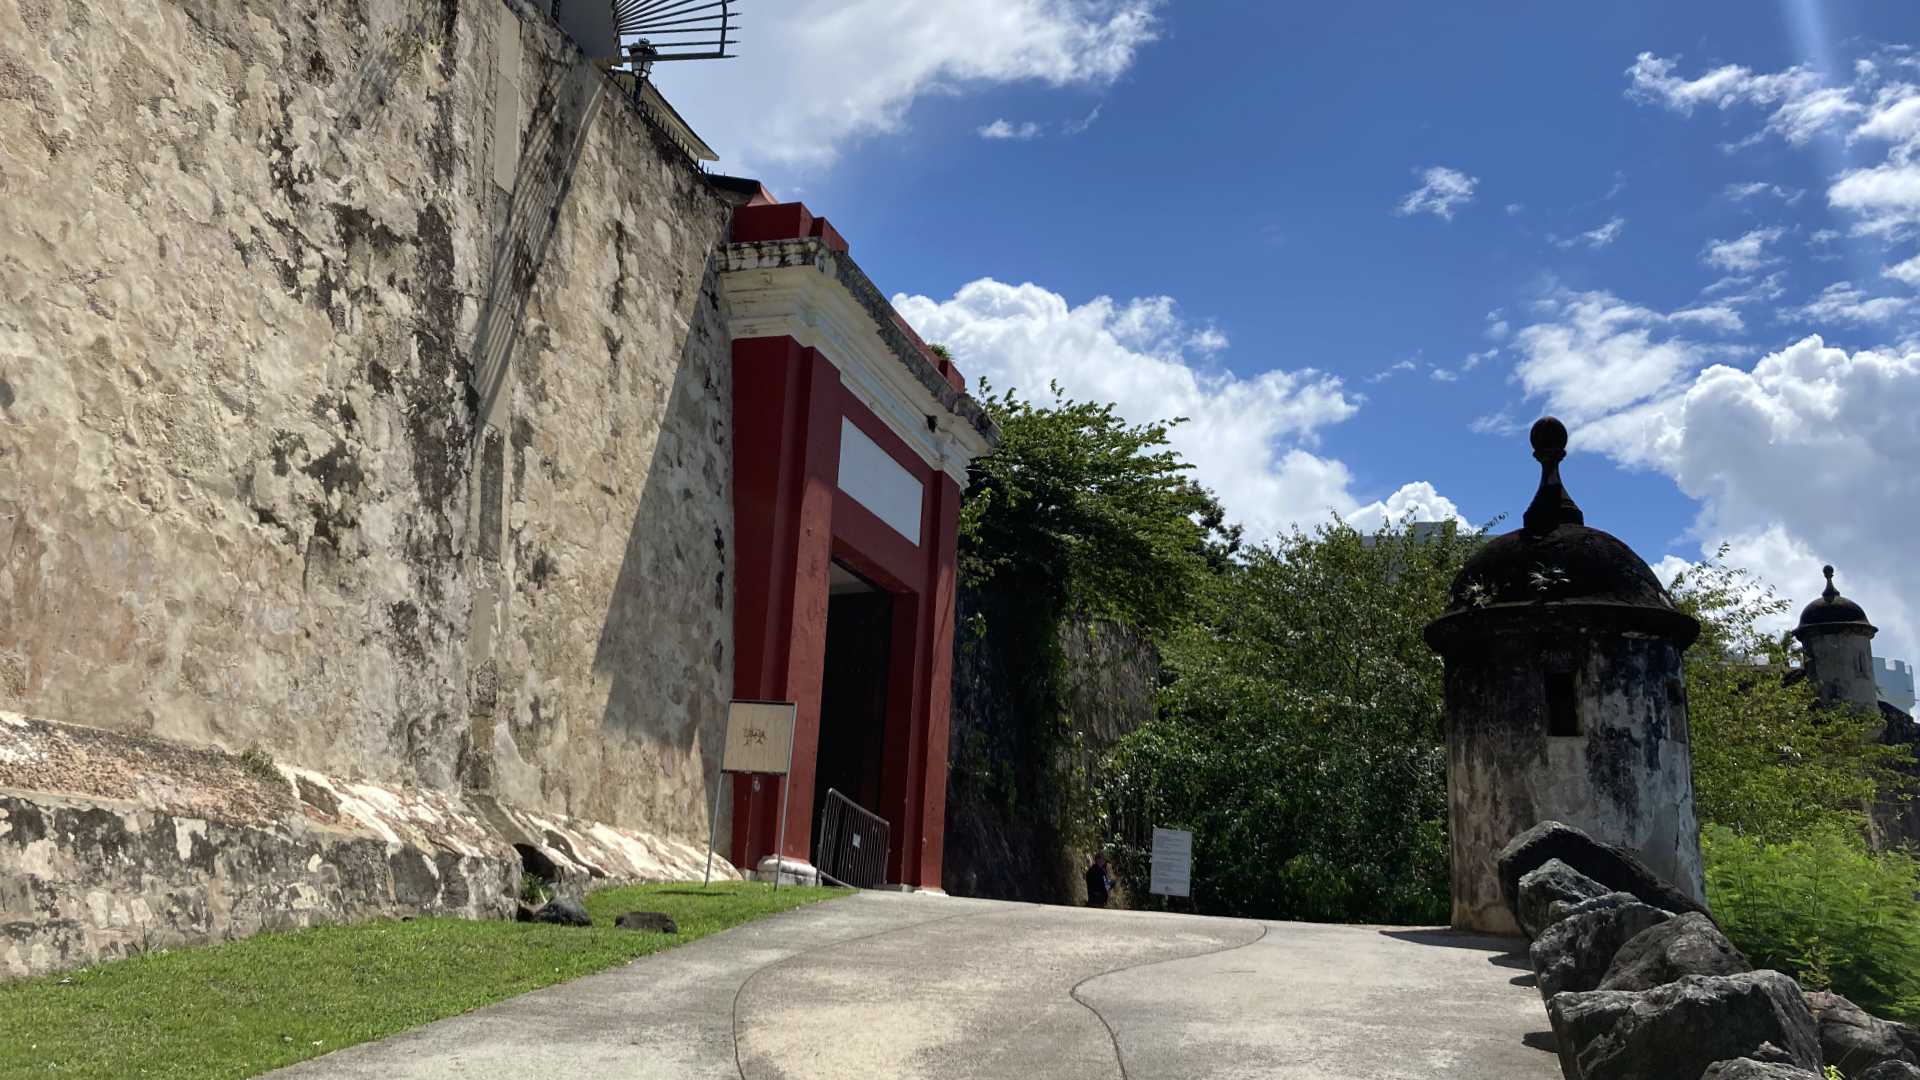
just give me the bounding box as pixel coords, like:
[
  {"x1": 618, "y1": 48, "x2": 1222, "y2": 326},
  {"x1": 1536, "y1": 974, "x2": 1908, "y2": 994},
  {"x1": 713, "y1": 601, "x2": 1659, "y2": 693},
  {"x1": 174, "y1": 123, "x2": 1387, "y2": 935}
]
[
  {"x1": 1875, "y1": 710, "x2": 1920, "y2": 851},
  {"x1": 0, "y1": 0, "x2": 734, "y2": 844},
  {"x1": 0, "y1": 790, "x2": 514, "y2": 979},
  {"x1": 0, "y1": 712, "x2": 739, "y2": 979},
  {"x1": 942, "y1": 587, "x2": 1159, "y2": 903}
]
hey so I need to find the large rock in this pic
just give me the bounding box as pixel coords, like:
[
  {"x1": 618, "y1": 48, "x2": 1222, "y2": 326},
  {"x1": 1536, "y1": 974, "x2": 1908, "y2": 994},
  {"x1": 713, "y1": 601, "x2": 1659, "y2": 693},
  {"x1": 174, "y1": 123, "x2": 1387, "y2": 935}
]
[
  {"x1": 1598, "y1": 913, "x2": 1752, "y2": 992},
  {"x1": 1861, "y1": 1062, "x2": 1920, "y2": 1080},
  {"x1": 1533, "y1": 901, "x2": 1672, "y2": 1001},
  {"x1": 532, "y1": 897, "x2": 592, "y2": 927},
  {"x1": 1700, "y1": 1060, "x2": 1822, "y2": 1079},
  {"x1": 1549, "y1": 891, "x2": 1645, "y2": 925},
  {"x1": 1804, "y1": 991, "x2": 1918, "y2": 1075},
  {"x1": 1500, "y1": 821, "x2": 1710, "y2": 922},
  {"x1": 1518, "y1": 859, "x2": 1614, "y2": 939},
  {"x1": 1547, "y1": 972, "x2": 1821, "y2": 1080}
]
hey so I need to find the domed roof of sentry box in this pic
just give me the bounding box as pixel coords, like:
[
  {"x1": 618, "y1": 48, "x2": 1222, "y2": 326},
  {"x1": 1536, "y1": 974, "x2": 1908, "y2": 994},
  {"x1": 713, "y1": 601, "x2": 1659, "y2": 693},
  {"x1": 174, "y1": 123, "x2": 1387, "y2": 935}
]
[
  {"x1": 1425, "y1": 417, "x2": 1698, "y2": 653},
  {"x1": 1794, "y1": 565, "x2": 1876, "y2": 635}
]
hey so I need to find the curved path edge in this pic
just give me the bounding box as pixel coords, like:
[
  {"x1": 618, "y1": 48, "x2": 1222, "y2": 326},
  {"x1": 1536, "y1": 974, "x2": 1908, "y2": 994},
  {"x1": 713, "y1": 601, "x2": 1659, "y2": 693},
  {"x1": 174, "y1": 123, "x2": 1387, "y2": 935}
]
[{"x1": 1068, "y1": 917, "x2": 1271, "y2": 1080}]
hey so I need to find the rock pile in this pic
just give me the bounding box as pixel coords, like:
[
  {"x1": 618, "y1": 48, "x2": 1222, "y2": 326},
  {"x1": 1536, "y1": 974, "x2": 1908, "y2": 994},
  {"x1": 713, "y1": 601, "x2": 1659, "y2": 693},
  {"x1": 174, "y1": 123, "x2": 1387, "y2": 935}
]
[{"x1": 1502, "y1": 820, "x2": 1920, "y2": 1080}]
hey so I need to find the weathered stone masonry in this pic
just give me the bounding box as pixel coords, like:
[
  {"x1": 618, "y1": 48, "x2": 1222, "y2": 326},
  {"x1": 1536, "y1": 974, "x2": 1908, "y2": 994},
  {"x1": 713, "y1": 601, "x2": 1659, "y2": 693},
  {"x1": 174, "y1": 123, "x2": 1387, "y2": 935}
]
[
  {"x1": 1426, "y1": 419, "x2": 1706, "y2": 935},
  {"x1": 0, "y1": 0, "x2": 732, "y2": 833},
  {"x1": 1, "y1": 0, "x2": 747, "y2": 972}
]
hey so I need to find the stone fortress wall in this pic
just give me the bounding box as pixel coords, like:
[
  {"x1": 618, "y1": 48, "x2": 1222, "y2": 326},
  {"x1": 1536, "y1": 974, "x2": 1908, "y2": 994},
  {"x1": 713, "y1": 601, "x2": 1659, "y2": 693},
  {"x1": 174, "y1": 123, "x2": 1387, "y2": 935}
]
[
  {"x1": 0, "y1": 0, "x2": 734, "y2": 834},
  {"x1": 0, "y1": 0, "x2": 743, "y2": 972}
]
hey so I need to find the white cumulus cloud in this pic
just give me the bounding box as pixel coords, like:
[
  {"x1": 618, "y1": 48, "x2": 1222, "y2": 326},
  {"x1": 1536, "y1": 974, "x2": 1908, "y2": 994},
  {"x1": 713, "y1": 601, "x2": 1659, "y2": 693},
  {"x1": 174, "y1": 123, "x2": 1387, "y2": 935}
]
[
  {"x1": 1724, "y1": 181, "x2": 1804, "y2": 204},
  {"x1": 1625, "y1": 52, "x2": 1861, "y2": 147},
  {"x1": 1702, "y1": 227, "x2": 1787, "y2": 272},
  {"x1": 977, "y1": 119, "x2": 1042, "y2": 140},
  {"x1": 1669, "y1": 305, "x2": 1746, "y2": 333},
  {"x1": 1625, "y1": 50, "x2": 1920, "y2": 239},
  {"x1": 1554, "y1": 216, "x2": 1628, "y2": 250},
  {"x1": 1347, "y1": 482, "x2": 1468, "y2": 533},
  {"x1": 1576, "y1": 336, "x2": 1920, "y2": 662},
  {"x1": 1396, "y1": 166, "x2": 1479, "y2": 221},
  {"x1": 1855, "y1": 83, "x2": 1920, "y2": 145},
  {"x1": 1511, "y1": 291, "x2": 1708, "y2": 421},
  {"x1": 649, "y1": 0, "x2": 1159, "y2": 175},
  {"x1": 1829, "y1": 163, "x2": 1920, "y2": 237},
  {"x1": 1788, "y1": 282, "x2": 1914, "y2": 324},
  {"x1": 893, "y1": 279, "x2": 1459, "y2": 541},
  {"x1": 1766, "y1": 86, "x2": 1865, "y2": 145},
  {"x1": 1625, "y1": 52, "x2": 1813, "y2": 114},
  {"x1": 1705, "y1": 270, "x2": 1789, "y2": 306}
]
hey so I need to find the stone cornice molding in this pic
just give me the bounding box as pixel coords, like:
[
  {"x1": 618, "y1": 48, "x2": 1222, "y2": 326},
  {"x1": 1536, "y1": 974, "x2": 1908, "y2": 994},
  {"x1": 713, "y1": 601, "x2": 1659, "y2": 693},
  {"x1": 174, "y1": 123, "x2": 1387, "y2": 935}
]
[{"x1": 718, "y1": 238, "x2": 998, "y2": 487}]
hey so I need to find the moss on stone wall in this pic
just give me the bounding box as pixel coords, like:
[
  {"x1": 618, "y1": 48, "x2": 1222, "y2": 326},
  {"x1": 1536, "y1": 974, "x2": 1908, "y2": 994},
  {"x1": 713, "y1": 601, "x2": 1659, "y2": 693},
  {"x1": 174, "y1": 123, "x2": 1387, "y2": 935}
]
[{"x1": 942, "y1": 586, "x2": 1158, "y2": 904}]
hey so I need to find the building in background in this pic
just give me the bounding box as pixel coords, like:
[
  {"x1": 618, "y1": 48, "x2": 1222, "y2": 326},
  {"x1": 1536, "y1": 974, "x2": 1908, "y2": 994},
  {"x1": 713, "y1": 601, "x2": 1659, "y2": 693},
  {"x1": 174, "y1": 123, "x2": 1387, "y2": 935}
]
[
  {"x1": 1359, "y1": 520, "x2": 1454, "y2": 547},
  {"x1": 1876, "y1": 657, "x2": 1916, "y2": 716}
]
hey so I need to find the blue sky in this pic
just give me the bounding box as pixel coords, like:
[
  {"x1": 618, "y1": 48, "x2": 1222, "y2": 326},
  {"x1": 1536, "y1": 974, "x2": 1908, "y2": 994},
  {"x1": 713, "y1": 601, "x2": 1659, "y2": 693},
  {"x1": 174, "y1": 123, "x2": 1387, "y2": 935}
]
[{"x1": 654, "y1": 1, "x2": 1920, "y2": 662}]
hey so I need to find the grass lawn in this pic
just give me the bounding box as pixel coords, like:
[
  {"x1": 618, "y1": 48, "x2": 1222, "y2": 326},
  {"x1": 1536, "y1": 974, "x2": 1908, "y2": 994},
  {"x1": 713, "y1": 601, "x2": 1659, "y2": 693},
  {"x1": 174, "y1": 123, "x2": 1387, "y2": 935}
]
[{"x1": 0, "y1": 880, "x2": 846, "y2": 1080}]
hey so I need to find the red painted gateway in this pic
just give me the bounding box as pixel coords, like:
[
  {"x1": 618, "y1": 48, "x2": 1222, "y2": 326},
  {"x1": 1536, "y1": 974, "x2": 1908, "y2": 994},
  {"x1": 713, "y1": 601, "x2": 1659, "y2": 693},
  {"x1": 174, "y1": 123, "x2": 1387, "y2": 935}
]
[{"x1": 716, "y1": 197, "x2": 998, "y2": 889}]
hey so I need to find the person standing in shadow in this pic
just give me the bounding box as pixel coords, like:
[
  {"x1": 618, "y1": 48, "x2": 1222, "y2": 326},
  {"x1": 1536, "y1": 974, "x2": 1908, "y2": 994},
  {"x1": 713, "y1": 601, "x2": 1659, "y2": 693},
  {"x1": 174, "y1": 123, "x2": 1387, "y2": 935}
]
[{"x1": 1085, "y1": 850, "x2": 1114, "y2": 908}]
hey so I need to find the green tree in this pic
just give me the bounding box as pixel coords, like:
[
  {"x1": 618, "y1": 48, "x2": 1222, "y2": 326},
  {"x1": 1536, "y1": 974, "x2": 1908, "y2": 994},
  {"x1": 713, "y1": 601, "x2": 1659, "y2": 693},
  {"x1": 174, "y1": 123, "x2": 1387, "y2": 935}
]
[
  {"x1": 949, "y1": 381, "x2": 1238, "y2": 894},
  {"x1": 959, "y1": 381, "x2": 1236, "y2": 637},
  {"x1": 1667, "y1": 549, "x2": 1920, "y2": 1020},
  {"x1": 1100, "y1": 519, "x2": 1481, "y2": 924}
]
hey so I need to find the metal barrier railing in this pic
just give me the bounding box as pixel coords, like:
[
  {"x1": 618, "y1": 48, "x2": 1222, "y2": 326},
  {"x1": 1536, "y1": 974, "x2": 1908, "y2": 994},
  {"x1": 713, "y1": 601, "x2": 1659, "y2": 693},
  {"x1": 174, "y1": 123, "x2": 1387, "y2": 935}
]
[{"x1": 814, "y1": 788, "x2": 890, "y2": 889}]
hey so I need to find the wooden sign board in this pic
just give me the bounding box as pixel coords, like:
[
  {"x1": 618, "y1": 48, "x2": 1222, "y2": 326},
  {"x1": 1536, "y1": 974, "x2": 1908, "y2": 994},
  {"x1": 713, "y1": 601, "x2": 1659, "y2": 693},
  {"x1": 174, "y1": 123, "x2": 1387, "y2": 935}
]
[
  {"x1": 1149, "y1": 827, "x2": 1193, "y2": 898},
  {"x1": 721, "y1": 700, "x2": 795, "y2": 775}
]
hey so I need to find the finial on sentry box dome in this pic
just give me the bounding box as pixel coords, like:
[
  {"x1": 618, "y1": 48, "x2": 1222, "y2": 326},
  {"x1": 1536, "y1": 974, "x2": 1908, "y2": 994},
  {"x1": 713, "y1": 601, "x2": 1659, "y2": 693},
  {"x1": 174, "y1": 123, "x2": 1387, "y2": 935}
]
[{"x1": 1522, "y1": 417, "x2": 1583, "y2": 534}]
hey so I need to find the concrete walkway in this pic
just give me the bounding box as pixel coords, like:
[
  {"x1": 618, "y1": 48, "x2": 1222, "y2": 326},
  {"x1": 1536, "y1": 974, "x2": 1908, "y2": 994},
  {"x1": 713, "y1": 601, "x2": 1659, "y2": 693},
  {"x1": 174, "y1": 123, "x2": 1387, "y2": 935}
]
[{"x1": 271, "y1": 892, "x2": 1560, "y2": 1080}]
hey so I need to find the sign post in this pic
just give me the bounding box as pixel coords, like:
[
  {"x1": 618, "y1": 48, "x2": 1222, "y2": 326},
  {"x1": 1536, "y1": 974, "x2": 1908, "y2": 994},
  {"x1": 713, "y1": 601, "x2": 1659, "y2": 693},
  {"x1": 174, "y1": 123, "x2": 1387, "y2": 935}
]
[
  {"x1": 1148, "y1": 827, "x2": 1193, "y2": 905},
  {"x1": 705, "y1": 700, "x2": 797, "y2": 889}
]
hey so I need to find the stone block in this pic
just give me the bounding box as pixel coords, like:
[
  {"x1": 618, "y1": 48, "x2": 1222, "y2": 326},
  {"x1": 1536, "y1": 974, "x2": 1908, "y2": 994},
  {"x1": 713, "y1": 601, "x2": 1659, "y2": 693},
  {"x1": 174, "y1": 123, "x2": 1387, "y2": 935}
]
[
  {"x1": 1533, "y1": 901, "x2": 1672, "y2": 1001},
  {"x1": 1518, "y1": 858, "x2": 1612, "y2": 939},
  {"x1": 1547, "y1": 972, "x2": 1821, "y2": 1080},
  {"x1": 1598, "y1": 913, "x2": 1751, "y2": 992}
]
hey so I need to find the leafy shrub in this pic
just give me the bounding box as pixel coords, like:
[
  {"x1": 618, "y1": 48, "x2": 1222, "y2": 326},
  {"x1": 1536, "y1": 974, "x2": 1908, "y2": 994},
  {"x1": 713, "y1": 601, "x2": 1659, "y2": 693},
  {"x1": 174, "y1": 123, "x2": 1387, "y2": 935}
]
[
  {"x1": 518, "y1": 872, "x2": 552, "y2": 907},
  {"x1": 1098, "y1": 520, "x2": 1477, "y2": 924},
  {"x1": 952, "y1": 382, "x2": 1242, "y2": 882},
  {"x1": 234, "y1": 746, "x2": 280, "y2": 784},
  {"x1": 1703, "y1": 824, "x2": 1920, "y2": 1023},
  {"x1": 958, "y1": 380, "x2": 1237, "y2": 638}
]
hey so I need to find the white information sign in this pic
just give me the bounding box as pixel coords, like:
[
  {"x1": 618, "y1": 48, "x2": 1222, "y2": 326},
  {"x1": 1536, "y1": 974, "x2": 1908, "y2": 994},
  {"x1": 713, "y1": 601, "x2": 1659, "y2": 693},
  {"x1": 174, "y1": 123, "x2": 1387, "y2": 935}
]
[
  {"x1": 721, "y1": 701, "x2": 796, "y2": 775},
  {"x1": 1148, "y1": 827, "x2": 1193, "y2": 898},
  {"x1": 707, "y1": 700, "x2": 800, "y2": 890}
]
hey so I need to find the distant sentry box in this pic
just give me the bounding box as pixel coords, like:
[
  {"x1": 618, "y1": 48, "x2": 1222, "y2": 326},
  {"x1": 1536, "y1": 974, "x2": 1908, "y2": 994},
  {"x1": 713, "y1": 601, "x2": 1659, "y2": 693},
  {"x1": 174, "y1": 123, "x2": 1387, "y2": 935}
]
[{"x1": 552, "y1": 0, "x2": 741, "y2": 68}]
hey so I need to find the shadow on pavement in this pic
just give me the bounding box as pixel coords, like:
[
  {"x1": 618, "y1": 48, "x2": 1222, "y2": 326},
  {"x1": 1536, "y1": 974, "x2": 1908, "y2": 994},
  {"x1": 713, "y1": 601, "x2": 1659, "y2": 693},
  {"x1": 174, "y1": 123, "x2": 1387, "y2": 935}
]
[
  {"x1": 1377, "y1": 928, "x2": 1523, "y2": 952},
  {"x1": 1377, "y1": 929, "x2": 1532, "y2": 971}
]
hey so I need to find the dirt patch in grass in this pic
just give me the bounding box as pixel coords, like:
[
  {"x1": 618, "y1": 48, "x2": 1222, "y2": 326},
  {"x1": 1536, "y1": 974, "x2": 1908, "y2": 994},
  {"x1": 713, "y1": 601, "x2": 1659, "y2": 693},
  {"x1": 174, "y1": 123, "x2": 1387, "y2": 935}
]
[{"x1": 0, "y1": 881, "x2": 846, "y2": 1079}]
